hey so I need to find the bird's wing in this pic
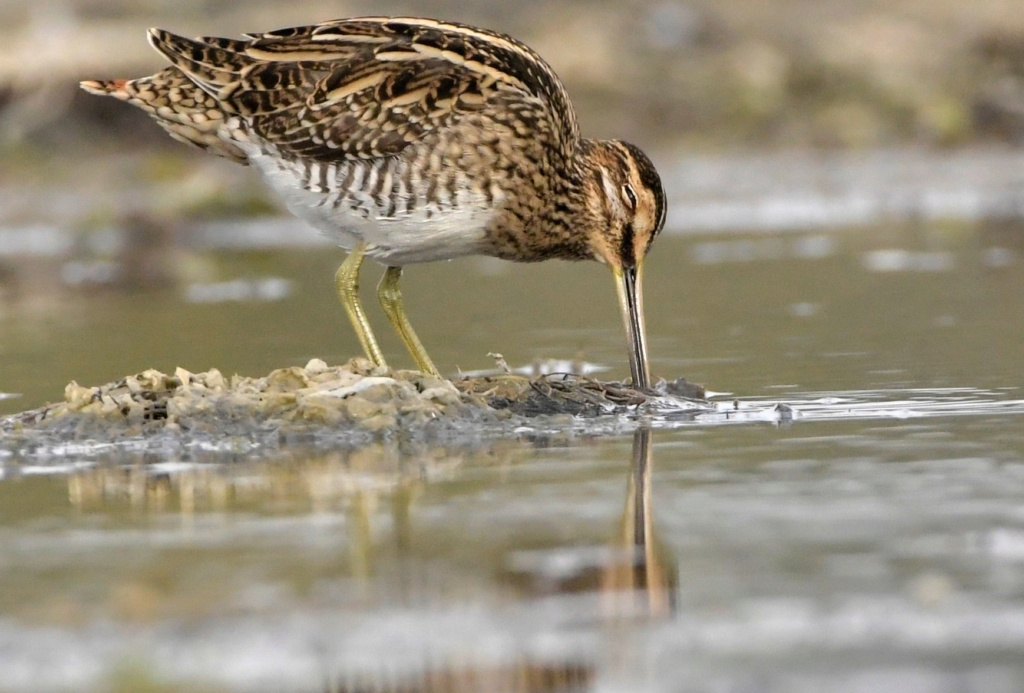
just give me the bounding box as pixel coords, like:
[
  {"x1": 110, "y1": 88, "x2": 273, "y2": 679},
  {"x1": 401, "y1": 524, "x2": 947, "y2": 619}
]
[{"x1": 146, "y1": 17, "x2": 579, "y2": 163}]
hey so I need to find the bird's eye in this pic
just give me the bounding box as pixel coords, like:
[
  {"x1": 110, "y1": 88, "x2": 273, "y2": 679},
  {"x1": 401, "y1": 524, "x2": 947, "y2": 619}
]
[{"x1": 623, "y1": 184, "x2": 637, "y2": 210}]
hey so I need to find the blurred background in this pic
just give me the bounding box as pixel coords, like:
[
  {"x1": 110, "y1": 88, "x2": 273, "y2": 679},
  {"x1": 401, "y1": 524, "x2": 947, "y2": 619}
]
[{"x1": 5, "y1": 0, "x2": 1024, "y2": 154}]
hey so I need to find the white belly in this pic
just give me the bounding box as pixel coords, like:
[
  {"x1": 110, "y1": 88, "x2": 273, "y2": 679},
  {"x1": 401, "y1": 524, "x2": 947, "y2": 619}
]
[{"x1": 240, "y1": 141, "x2": 497, "y2": 266}]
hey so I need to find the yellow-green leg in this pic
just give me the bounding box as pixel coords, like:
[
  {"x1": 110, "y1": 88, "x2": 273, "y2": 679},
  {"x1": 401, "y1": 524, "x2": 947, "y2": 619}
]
[
  {"x1": 335, "y1": 243, "x2": 387, "y2": 368},
  {"x1": 378, "y1": 266, "x2": 440, "y2": 376}
]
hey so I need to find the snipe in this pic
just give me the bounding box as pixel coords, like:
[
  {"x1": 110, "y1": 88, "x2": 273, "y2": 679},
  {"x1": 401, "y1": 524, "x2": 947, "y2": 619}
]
[{"x1": 82, "y1": 17, "x2": 667, "y2": 387}]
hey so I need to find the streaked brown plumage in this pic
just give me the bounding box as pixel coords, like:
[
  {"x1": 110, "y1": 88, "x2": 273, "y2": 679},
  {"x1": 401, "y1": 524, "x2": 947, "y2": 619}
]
[{"x1": 81, "y1": 17, "x2": 667, "y2": 387}]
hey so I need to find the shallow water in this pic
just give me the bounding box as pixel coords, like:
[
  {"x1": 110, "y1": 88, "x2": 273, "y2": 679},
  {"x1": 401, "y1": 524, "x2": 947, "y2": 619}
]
[{"x1": 1, "y1": 221, "x2": 1024, "y2": 691}]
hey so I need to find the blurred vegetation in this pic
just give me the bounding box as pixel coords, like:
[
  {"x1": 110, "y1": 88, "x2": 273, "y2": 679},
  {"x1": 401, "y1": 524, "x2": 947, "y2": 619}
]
[
  {"x1": 2, "y1": 0, "x2": 1024, "y2": 234},
  {"x1": 2, "y1": 0, "x2": 1024, "y2": 155}
]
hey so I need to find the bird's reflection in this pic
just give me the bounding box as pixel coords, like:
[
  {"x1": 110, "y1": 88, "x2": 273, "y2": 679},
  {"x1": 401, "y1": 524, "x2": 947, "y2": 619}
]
[
  {"x1": 65, "y1": 431, "x2": 676, "y2": 620},
  {"x1": 58, "y1": 430, "x2": 674, "y2": 691},
  {"x1": 600, "y1": 426, "x2": 676, "y2": 619},
  {"x1": 500, "y1": 426, "x2": 677, "y2": 621}
]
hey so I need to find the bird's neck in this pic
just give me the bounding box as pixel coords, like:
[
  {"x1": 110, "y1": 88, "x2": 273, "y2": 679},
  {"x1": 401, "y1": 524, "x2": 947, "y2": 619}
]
[{"x1": 542, "y1": 138, "x2": 609, "y2": 260}]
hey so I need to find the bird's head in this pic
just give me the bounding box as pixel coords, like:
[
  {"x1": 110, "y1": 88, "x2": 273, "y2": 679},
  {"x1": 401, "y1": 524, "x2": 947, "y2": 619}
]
[{"x1": 581, "y1": 139, "x2": 667, "y2": 389}]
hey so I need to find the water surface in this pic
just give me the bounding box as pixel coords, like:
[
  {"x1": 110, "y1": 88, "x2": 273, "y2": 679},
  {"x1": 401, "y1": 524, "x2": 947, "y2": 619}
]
[{"x1": 1, "y1": 221, "x2": 1023, "y2": 691}]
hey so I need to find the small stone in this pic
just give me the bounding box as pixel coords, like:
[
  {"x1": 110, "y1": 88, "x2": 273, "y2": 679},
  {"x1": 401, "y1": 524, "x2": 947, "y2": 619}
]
[
  {"x1": 398, "y1": 399, "x2": 442, "y2": 417},
  {"x1": 64, "y1": 382, "x2": 94, "y2": 409},
  {"x1": 344, "y1": 397, "x2": 381, "y2": 421},
  {"x1": 346, "y1": 357, "x2": 378, "y2": 375},
  {"x1": 305, "y1": 358, "x2": 329, "y2": 374},
  {"x1": 417, "y1": 375, "x2": 453, "y2": 392},
  {"x1": 265, "y1": 367, "x2": 309, "y2": 393},
  {"x1": 257, "y1": 392, "x2": 296, "y2": 412},
  {"x1": 359, "y1": 383, "x2": 400, "y2": 404},
  {"x1": 174, "y1": 367, "x2": 193, "y2": 386},
  {"x1": 309, "y1": 368, "x2": 360, "y2": 389},
  {"x1": 359, "y1": 413, "x2": 397, "y2": 433},
  {"x1": 203, "y1": 368, "x2": 226, "y2": 391},
  {"x1": 299, "y1": 400, "x2": 346, "y2": 425},
  {"x1": 420, "y1": 386, "x2": 461, "y2": 407}
]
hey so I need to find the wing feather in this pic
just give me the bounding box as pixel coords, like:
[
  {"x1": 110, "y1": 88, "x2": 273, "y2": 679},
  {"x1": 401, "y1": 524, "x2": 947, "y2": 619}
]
[{"x1": 147, "y1": 17, "x2": 578, "y2": 164}]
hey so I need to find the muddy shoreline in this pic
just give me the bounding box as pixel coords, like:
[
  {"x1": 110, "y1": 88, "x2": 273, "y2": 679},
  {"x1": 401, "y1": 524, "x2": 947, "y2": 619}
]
[{"x1": 0, "y1": 359, "x2": 709, "y2": 456}]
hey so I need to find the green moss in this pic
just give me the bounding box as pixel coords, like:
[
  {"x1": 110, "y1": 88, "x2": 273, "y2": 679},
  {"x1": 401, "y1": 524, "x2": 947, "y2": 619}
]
[
  {"x1": 104, "y1": 658, "x2": 226, "y2": 693},
  {"x1": 181, "y1": 192, "x2": 279, "y2": 220}
]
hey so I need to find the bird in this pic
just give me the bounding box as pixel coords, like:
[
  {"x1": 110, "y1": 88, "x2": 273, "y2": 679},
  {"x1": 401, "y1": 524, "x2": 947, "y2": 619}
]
[{"x1": 80, "y1": 16, "x2": 667, "y2": 388}]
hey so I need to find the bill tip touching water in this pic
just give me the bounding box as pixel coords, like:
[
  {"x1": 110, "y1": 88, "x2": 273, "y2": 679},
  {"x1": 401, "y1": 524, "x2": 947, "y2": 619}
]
[{"x1": 80, "y1": 16, "x2": 667, "y2": 388}]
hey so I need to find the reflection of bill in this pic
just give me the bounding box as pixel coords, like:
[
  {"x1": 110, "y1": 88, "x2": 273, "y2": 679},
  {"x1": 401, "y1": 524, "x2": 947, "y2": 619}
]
[{"x1": 601, "y1": 426, "x2": 677, "y2": 619}]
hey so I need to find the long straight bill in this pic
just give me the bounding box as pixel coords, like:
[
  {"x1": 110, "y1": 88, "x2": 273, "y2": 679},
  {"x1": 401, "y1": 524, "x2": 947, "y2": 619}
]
[{"x1": 614, "y1": 262, "x2": 651, "y2": 389}]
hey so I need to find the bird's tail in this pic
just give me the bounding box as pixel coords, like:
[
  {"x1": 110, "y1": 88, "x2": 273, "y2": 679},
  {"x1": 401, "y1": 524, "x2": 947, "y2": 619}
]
[
  {"x1": 79, "y1": 78, "x2": 130, "y2": 98},
  {"x1": 78, "y1": 68, "x2": 248, "y2": 163}
]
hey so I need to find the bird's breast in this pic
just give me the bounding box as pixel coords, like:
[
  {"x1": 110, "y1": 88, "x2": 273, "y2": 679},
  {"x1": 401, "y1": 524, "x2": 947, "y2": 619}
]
[{"x1": 240, "y1": 139, "x2": 500, "y2": 265}]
